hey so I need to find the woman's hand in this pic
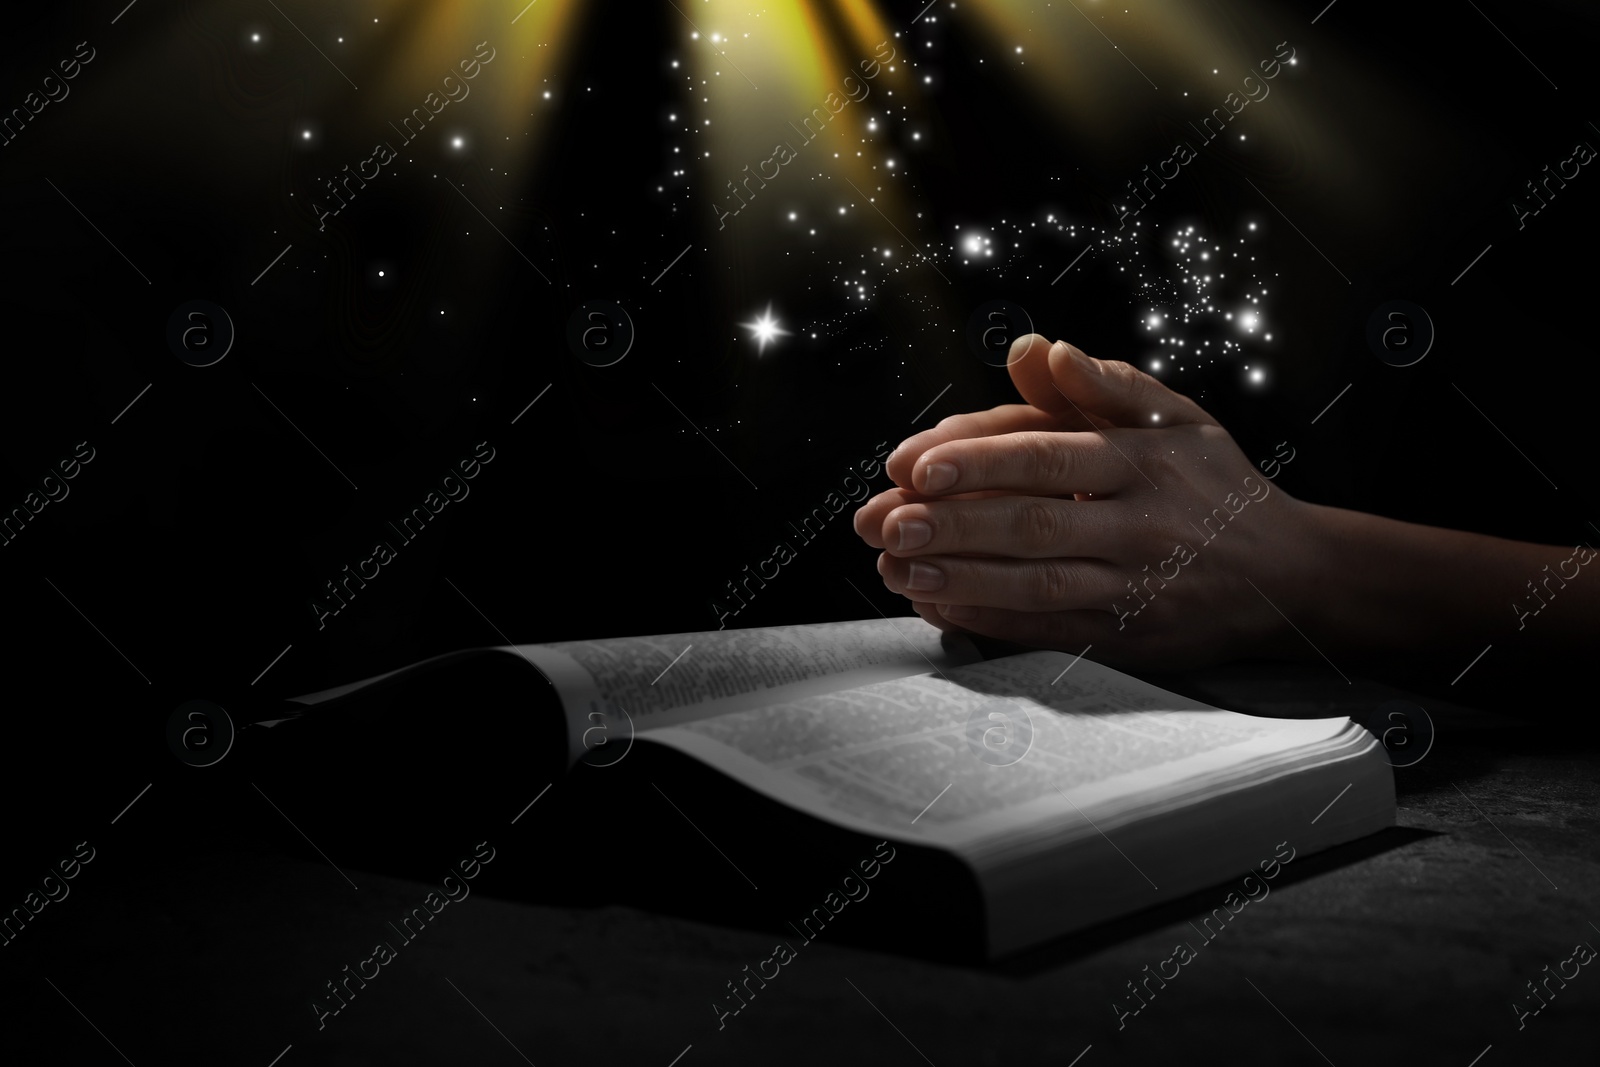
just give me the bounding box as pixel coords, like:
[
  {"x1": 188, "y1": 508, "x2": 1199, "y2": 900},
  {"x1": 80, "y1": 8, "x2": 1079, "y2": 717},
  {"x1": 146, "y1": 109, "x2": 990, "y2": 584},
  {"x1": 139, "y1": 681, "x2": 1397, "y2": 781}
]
[{"x1": 853, "y1": 334, "x2": 1318, "y2": 670}]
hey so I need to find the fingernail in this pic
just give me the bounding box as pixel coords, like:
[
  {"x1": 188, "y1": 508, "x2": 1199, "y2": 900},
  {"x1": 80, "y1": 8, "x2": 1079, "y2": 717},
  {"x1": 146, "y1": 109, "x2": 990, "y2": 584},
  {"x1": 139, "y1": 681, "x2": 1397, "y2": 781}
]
[
  {"x1": 920, "y1": 461, "x2": 958, "y2": 493},
  {"x1": 941, "y1": 604, "x2": 977, "y2": 621},
  {"x1": 897, "y1": 519, "x2": 932, "y2": 551},
  {"x1": 906, "y1": 561, "x2": 944, "y2": 591}
]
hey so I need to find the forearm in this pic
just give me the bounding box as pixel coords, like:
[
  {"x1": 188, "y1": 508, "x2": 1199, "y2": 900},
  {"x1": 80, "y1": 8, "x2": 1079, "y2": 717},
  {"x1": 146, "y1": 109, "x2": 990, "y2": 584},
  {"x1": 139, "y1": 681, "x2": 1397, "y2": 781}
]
[{"x1": 1275, "y1": 501, "x2": 1598, "y2": 672}]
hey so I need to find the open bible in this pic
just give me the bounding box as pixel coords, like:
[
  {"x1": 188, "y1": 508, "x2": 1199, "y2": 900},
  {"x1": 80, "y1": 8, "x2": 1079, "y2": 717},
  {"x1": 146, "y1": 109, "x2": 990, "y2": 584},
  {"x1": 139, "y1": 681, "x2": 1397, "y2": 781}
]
[{"x1": 276, "y1": 616, "x2": 1394, "y2": 959}]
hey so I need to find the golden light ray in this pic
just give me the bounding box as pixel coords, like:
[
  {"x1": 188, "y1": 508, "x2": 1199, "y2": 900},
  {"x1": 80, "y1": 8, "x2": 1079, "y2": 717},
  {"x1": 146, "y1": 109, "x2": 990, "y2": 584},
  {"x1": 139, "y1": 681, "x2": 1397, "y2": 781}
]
[
  {"x1": 358, "y1": 0, "x2": 586, "y2": 173},
  {"x1": 826, "y1": 0, "x2": 897, "y2": 58},
  {"x1": 685, "y1": 1, "x2": 918, "y2": 263},
  {"x1": 960, "y1": 0, "x2": 1378, "y2": 209}
]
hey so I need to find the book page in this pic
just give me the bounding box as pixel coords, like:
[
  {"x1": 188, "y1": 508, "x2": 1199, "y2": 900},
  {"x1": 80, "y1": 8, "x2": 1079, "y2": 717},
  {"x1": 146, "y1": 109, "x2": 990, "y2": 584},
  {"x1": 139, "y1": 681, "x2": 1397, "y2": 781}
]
[
  {"x1": 646, "y1": 650, "x2": 1360, "y2": 850},
  {"x1": 270, "y1": 648, "x2": 512, "y2": 722},
  {"x1": 511, "y1": 617, "x2": 982, "y2": 764}
]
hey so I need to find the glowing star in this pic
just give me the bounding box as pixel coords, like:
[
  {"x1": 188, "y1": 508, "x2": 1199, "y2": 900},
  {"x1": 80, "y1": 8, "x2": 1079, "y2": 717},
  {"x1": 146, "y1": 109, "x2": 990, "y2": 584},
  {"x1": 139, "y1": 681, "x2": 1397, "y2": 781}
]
[{"x1": 740, "y1": 304, "x2": 791, "y2": 354}]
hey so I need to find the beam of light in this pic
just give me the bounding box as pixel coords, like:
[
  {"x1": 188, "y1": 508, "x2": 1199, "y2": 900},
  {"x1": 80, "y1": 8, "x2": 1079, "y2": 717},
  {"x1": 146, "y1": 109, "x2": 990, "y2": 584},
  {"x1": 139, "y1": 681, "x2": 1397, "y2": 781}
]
[
  {"x1": 261, "y1": 0, "x2": 586, "y2": 184},
  {"x1": 236, "y1": 0, "x2": 592, "y2": 362},
  {"x1": 689, "y1": 1, "x2": 915, "y2": 266},
  {"x1": 376, "y1": 0, "x2": 585, "y2": 157},
  {"x1": 958, "y1": 0, "x2": 1373, "y2": 210}
]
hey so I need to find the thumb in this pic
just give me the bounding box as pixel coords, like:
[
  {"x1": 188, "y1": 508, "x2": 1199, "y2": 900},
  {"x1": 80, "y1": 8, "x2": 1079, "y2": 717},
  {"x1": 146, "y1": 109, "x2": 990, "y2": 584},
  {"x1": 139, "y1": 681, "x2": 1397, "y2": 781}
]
[
  {"x1": 1003, "y1": 333, "x2": 1106, "y2": 430},
  {"x1": 1045, "y1": 339, "x2": 1219, "y2": 427}
]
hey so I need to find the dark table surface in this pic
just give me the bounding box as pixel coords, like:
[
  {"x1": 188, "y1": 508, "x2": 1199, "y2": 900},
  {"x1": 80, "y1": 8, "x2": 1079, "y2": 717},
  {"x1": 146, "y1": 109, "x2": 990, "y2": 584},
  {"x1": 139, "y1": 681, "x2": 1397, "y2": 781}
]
[{"x1": 4, "y1": 661, "x2": 1596, "y2": 1067}]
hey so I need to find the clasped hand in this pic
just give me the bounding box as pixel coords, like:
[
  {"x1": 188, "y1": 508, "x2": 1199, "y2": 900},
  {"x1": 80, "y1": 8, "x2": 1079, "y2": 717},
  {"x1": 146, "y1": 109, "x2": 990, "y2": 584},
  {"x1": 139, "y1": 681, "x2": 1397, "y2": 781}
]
[{"x1": 853, "y1": 334, "x2": 1312, "y2": 669}]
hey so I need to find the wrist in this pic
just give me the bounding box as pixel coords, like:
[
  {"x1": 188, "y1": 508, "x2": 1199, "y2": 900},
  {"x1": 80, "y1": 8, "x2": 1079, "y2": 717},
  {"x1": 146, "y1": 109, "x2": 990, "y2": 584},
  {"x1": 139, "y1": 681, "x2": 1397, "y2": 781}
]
[
  {"x1": 1247, "y1": 492, "x2": 1336, "y2": 663},
  {"x1": 1282, "y1": 500, "x2": 1364, "y2": 658}
]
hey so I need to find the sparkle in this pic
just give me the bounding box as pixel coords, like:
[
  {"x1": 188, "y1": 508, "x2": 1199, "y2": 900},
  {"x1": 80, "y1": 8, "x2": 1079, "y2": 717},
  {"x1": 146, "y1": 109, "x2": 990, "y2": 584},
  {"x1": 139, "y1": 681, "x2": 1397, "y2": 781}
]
[{"x1": 740, "y1": 303, "x2": 791, "y2": 354}]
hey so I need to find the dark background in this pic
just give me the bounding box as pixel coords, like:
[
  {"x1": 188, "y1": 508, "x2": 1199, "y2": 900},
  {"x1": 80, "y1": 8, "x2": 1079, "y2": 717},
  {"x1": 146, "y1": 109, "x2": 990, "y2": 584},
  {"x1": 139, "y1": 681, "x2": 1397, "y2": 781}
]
[{"x1": 0, "y1": 0, "x2": 1596, "y2": 1061}]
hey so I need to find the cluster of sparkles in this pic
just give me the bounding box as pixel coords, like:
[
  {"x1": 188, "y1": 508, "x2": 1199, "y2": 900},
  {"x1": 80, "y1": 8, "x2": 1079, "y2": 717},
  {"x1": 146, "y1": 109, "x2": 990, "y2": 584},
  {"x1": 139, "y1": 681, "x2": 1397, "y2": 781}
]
[{"x1": 650, "y1": 14, "x2": 1280, "y2": 441}]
